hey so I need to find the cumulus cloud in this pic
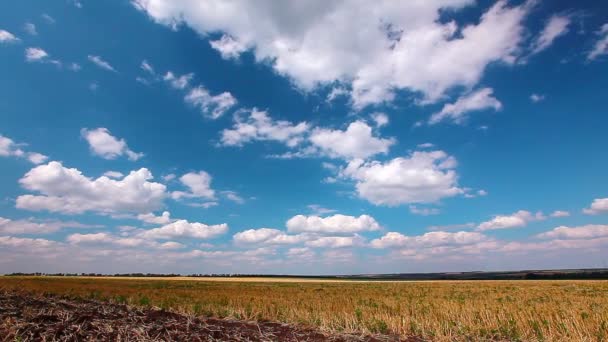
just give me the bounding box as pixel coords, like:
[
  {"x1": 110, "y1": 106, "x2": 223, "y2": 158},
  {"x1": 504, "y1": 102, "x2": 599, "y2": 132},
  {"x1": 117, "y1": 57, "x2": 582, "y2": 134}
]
[
  {"x1": 81, "y1": 128, "x2": 144, "y2": 161},
  {"x1": 16, "y1": 161, "x2": 166, "y2": 215},
  {"x1": 0, "y1": 134, "x2": 47, "y2": 164},
  {"x1": 221, "y1": 191, "x2": 244, "y2": 204},
  {"x1": 171, "y1": 171, "x2": 216, "y2": 201},
  {"x1": 0, "y1": 29, "x2": 19, "y2": 43},
  {"x1": 587, "y1": 23, "x2": 608, "y2": 61},
  {"x1": 477, "y1": 210, "x2": 545, "y2": 231},
  {"x1": 306, "y1": 235, "x2": 364, "y2": 248},
  {"x1": 530, "y1": 93, "x2": 545, "y2": 103},
  {"x1": 87, "y1": 55, "x2": 116, "y2": 72},
  {"x1": 139, "y1": 219, "x2": 228, "y2": 240},
  {"x1": 163, "y1": 71, "x2": 193, "y2": 89},
  {"x1": 23, "y1": 22, "x2": 37, "y2": 36},
  {"x1": 102, "y1": 171, "x2": 124, "y2": 179},
  {"x1": 537, "y1": 224, "x2": 608, "y2": 240},
  {"x1": 25, "y1": 47, "x2": 48, "y2": 62},
  {"x1": 220, "y1": 108, "x2": 309, "y2": 147},
  {"x1": 137, "y1": 211, "x2": 172, "y2": 225},
  {"x1": 309, "y1": 121, "x2": 395, "y2": 160},
  {"x1": 583, "y1": 198, "x2": 608, "y2": 215},
  {"x1": 371, "y1": 231, "x2": 489, "y2": 249},
  {"x1": 530, "y1": 15, "x2": 570, "y2": 54},
  {"x1": 428, "y1": 88, "x2": 502, "y2": 125},
  {"x1": 550, "y1": 210, "x2": 570, "y2": 218},
  {"x1": 133, "y1": 0, "x2": 532, "y2": 109},
  {"x1": 341, "y1": 150, "x2": 463, "y2": 206},
  {"x1": 371, "y1": 112, "x2": 389, "y2": 128},
  {"x1": 184, "y1": 86, "x2": 237, "y2": 119},
  {"x1": 286, "y1": 214, "x2": 380, "y2": 234}
]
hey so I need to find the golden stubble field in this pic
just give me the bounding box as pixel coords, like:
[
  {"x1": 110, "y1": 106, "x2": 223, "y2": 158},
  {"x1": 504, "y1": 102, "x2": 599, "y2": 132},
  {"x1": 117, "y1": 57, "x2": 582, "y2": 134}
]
[{"x1": 1, "y1": 276, "x2": 606, "y2": 341}]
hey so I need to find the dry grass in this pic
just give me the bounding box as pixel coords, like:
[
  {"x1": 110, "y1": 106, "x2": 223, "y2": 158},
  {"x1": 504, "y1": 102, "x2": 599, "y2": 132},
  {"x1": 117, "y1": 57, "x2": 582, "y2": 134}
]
[{"x1": 1, "y1": 277, "x2": 606, "y2": 341}]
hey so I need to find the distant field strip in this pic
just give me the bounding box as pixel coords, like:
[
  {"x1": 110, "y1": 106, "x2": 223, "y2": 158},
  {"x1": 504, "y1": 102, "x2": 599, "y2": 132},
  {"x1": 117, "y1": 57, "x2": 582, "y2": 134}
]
[{"x1": 1, "y1": 277, "x2": 606, "y2": 341}]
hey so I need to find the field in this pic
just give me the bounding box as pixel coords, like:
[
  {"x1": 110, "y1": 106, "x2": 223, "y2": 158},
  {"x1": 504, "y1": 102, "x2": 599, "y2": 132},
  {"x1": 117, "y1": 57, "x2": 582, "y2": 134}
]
[{"x1": 1, "y1": 277, "x2": 607, "y2": 341}]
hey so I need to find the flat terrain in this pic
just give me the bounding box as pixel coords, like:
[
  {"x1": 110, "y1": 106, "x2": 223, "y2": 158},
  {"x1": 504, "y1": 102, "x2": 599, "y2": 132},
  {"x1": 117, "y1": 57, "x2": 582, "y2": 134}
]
[{"x1": 1, "y1": 277, "x2": 607, "y2": 341}]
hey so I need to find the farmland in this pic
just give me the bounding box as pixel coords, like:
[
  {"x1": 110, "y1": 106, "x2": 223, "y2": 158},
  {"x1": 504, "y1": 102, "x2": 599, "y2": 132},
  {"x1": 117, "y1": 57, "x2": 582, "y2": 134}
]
[{"x1": 1, "y1": 276, "x2": 607, "y2": 341}]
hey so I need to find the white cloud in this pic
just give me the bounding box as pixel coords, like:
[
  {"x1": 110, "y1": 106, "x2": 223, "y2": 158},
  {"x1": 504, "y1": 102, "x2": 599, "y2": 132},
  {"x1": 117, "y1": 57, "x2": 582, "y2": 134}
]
[
  {"x1": 25, "y1": 47, "x2": 48, "y2": 62},
  {"x1": 309, "y1": 121, "x2": 395, "y2": 160},
  {"x1": 371, "y1": 231, "x2": 489, "y2": 249},
  {"x1": 24, "y1": 22, "x2": 37, "y2": 36},
  {"x1": 141, "y1": 60, "x2": 155, "y2": 74},
  {"x1": 341, "y1": 150, "x2": 463, "y2": 206},
  {"x1": 417, "y1": 143, "x2": 435, "y2": 149},
  {"x1": 134, "y1": 0, "x2": 532, "y2": 109},
  {"x1": 583, "y1": 198, "x2": 608, "y2": 215},
  {"x1": 221, "y1": 108, "x2": 309, "y2": 147},
  {"x1": 326, "y1": 86, "x2": 348, "y2": 103},
  {"x1": 209, "y1": 34, "x2": 248, "y2": 59},
  {"x1": 0, "y1": 29, "x2": 19, "y2": 43},
  {"x1": 477, "y1": 210, "x2": 545, "y2": 231},
  {"x1": 221, "y1": 191, "x2": 244, "y2": 204},
  {"x1": 137, "y1": 211, "x2": 172, "y2": 225},
  {"x1": 0, "y1": 217, "x2": 98, "y2": 235},
  {"x1": 102, "y1": 171, "x2": 124, "y2": 179},
  {"x1": 16, "y1": 161, "x2": 167, "y2": 215},
  {"x1": 158, "y1": 241, "x2": 185, "y2": 250},
  {"x1": 233, "y1": 228, "x2": 283, "y2": 244},
  {"x1": 171, "y1": 171, "x2": 216, "y2": 200},
  {"x1": 0, "y1": 134, "x2": 47, "y2": 164},
  {"x1": 307, "y1": 204, "x2": 337, "y2": 216},
  {"x1": 587, "y1": 23, "x2": 608, "y2": 61},
  {"x1": 286, "y1": 214, "x2": 380, "y2": 234},
  {"x1": 550, "y1": 210, "x2": 570, "y2": 218},
  {"x1": 537, "y1": 224, "x2": 608, "y2": 240},
  {"x1": 530, "y1": 15, "x2": 570, "y2": 54},
  {"x1": 67, "y1": 232, "x2": 152, "y2": 248},
  {"x1": 41, "y1": 14, "x2": 56, "y2": 24},
  {"x1": 81, "y1": 128, "x2": 144, "y2": 161},
  {"x1": 140, "y1": 219, "x2": 228, "y2": 240},
  {"x1": 87, "y1": 55, "x2": 117, "y2": 72},
  {"x1": 306, "y1": 235, "x2": 364, "y2": 248},
  {"x1": 163, "y1": 71, "x2": 193, "y2": 89},
  {"x1": 428, "y1": 88, "x2": 502, "y2": 125},
  {"x1": 68, "y1": 63, "x2": 82, "y2": 71},
  {"x1": 371, "y1": 112, "x2": 389, "y2": 128},
  {"x1": 409, "y1": 206, "x2": 440, "y2": 216},
  {"x1": 185, "y1": 85, "x2": 237, "y2": 119},
  {"x1": 530, "y1": 93, "x2": 545, "y2": 103}
]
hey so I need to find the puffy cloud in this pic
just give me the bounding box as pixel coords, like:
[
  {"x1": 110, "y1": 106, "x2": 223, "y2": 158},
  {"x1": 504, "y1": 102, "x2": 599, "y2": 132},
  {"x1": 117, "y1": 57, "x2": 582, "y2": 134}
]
[
  {"x1": 16, "y1": 161, "x2": 167, "y2": 215},
  {"x1": 23, "y1": 22, "x2": 37, "y2": 36},
  {"x1": 530, "y1": 15, "x2": 570, "y2": 54},
  {"x1": 550, "y1": 210, "x2": 570, "y2": 218},
  {"x1": 0, "y1": 216, "x2": 98, "y2": 235},
  {"x1": 305, "y1": 235, "x2": 364, "y2": 248},
  {"x1": 220, "y1": 108, "x2": 309, "y2": 147},
  {"x1": 134, "y1": 0, "x2": 532, "y2": 108},
  {"x1": 0, "y1": 235, "x2": 61, "y2": 250},
  {"x1": 158, "y1": 241, "x2": 185, "y2": 250},
  {"x1": 0, "y1": 134, "x2": 47, "y2": 164},
  {"x1": 81, "y1": 128, "x2": 144, "y2": 161},
  {"x1": 87, "y1": 55, "x2": 116, "y2": 72},
  {"x1": 587, "y1": 23, "x2": 608, "y2": 61},
  {"x1": 477, "y1": 210, "x2": 545, "y2": 231},
  {"x1": 371, "y1": 231, "x2": 489, "y2": 249},
  {"x1": 309, "y1": 121, "x2": 395, "y2": 160},
  {"x1": 341, "y1": 150, "x2": 463, "y2": 206},
  {"x1": 0, "y1": 29, "x2": 19, "y2": 43},
  {"x1": 583, "y1": 198, "x2": 608, "y2": 215},
  {"x1": 371, "y1": 112, "x2": 389, "y2": 128},
  {"x1": 537, "y1": 224, "x2": 608, "y2": 240},
  {"x1": 286, "y1": 214, "x2": 380, "y2": 234},
  {"x1": 171, "y1": 171, "x2": 215, "y2": 200},
  {"x1": 233, "y1": 228, "x2": 309, "y2": 245},
  {"x1": 139, "y1": 220, "x2": 228, "y2": 240},
  {"x1": 137, "y1": 211, "x2": 172, "y2": 225},
  {"x1": 184, "y1": 85, "x2": 237, "y2": 119},
  {"x1": 428, "y1": 88, "x2": 502, "y2": 125},
  {"x1": 163, "y1": 71, "x2": 193, "y2": 89},
  {"x1": 67, "y1": 232, "x2": 147, "y2": 247},
  {"x1": 103, "y1": 171, "x2": 124, "y2": 179},
  {"x1": 209, "y1": 34, "x2": 247, "y2": 59},
  {"x1": 25, "y1": 47, "x2": 48, "y2": 62}
]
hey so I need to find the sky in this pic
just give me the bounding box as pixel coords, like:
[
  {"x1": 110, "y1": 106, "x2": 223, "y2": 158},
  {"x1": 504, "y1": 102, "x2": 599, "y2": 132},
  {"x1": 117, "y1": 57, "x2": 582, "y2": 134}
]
[{"x1": 1, "y1": 0, "x2": 608, "y2": 275}]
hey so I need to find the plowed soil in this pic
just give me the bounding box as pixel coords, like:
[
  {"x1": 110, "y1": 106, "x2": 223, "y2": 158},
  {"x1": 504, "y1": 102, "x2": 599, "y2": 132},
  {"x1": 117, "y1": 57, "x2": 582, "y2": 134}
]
[{"x1": 0, "y1": 291, "x2": 418, "y2": 341}]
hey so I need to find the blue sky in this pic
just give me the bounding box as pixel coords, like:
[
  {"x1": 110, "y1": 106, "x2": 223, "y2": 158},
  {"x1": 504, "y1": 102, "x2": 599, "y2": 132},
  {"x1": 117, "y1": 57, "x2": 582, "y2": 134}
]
[{"x1": 1, "y1": 0, "x2": 607, "y2": 275}]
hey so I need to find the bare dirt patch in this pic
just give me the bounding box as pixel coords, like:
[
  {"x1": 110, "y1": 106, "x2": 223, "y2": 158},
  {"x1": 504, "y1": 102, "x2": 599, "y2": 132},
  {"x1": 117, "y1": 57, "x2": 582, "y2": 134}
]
[{"x1": 0, "y1": 291, "x2": 415, "y2": 341}]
